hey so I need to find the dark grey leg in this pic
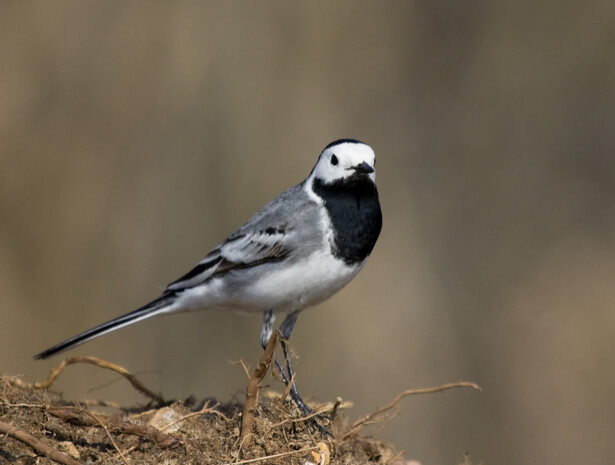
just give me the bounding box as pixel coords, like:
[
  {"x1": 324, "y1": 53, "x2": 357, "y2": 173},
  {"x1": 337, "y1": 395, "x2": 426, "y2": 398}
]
[
  {"x1": 277, "y1": 309, "x2": 305, "y2": 403},
  {"x1": 259, "y1": 309, "x2": 331, "y2": 435},
  {"x1": 260, "y1": 309, "x2": 309, "y2": 409},
  {"x1": 278, "y1": 309, "x2": 301, "y2": 340},
  {"x1": 278, "y1": 310, "x2": 331, "y2": 436},
  {"x1": 277, "y1": 310, "x2": 312, "y2": 412},
  {"x1": 261, "y1": 309, "x2": 292, "y2": 385}
]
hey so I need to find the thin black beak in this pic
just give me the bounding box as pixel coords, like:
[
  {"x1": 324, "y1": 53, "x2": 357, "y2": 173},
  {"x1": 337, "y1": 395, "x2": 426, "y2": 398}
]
[{"x1": 352, "y1": 162, "x2": 374, "y2": 174}]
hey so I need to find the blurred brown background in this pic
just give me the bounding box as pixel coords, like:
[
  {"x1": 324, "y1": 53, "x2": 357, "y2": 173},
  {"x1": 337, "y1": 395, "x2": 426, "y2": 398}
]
[{"x1": 1, "y1": 1, "x2": 614, "y2": 463}]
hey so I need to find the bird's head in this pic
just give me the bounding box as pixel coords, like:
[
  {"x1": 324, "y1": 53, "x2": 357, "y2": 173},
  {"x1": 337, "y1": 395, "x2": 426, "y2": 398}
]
[{"x1": 308, "y1": 139, "x2": 377, "y2": 186}]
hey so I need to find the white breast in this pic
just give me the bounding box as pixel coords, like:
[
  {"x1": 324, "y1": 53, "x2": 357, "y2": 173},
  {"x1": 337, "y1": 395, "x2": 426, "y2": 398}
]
[{"x1": 244, "y1": 247, "x2": 364, "y2": 313}]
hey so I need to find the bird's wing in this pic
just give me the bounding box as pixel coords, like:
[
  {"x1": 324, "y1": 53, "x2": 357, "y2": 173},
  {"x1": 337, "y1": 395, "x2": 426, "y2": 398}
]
[
  {"x1": 164, "y1": 183, "x2": 317, "y2": 293},
  {"x1": 164, "y1": 224, "x2": 291, "y2": 293}
]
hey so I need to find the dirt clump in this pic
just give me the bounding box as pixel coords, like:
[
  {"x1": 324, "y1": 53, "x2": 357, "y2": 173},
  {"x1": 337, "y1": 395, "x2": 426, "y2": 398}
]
[{"x1": 0, "y1": 375, "x2": 400, "y2": 465}]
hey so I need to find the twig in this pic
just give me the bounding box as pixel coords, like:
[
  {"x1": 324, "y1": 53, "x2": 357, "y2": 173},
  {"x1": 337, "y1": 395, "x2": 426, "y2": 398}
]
[
  {"x1": 120, "y1": 423, "x2": 180, "y2": 448},
  {"x1": 386, "y1": 450, "x2": 404, "y2": 465},
  {"x1": 330, "y1": 397, "x2": 343, "y2": 423},
  {"x1": 280, "y1": 372, "x2": 295, "y2": 403},
  {"x1": 159, "y1": 400, "x2": 229, "y2": 432},
  {"x1": 239, "y1": 329, "x2": 280, "y2": 450},
  {"x1": 0, "y1": 420, "x2": 82, "y2": 465},
  {"x1": 82, "y1": 399, "x2": 122, "y2": 409},
  {"x1": 230, "y1": 359, "x2": 252, "y2": 380},
  {"x1": 87, "y1": 411, "x2": 130, "y2": 465},
  {"x1": 342, "y1": 381, "x2": 481, "y2": 439},
  {"x1": 269, "y1": 406, "x2": 332, "y2": 428},
  {"x1": 16, "y1": 356, "x2": 165, "y2": 406},
  {"x1": 223, "y1": 445, "x2": 319, "y2": 465},
  {"x1": 0, "y1": 402, "x2": 47, "y2": 409},
  {"x1": 160, "y1": 400, "x2": 211, "y2": 432},
  {"x1": 49, "y1": 407, "x2": 180, "y2": 448}
]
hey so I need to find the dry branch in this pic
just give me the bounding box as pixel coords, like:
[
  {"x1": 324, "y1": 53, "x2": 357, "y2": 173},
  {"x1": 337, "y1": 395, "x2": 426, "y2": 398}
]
[
  {"x1": 49, "y1": 407, "x2": 180, "y2": 448},
  {"x1": 0, "y1": 420, "x2": 82, "y2": 465},
  {"x1": 87, "y1": 411, "x2": 130, "y2": 465},
  {"x1": 222, "y1": 445, "x2": 320, "y2": 465},
  {"x1": 268, "y1": 403, "x2": 342, "y2": 429},
  {"x1": 342, "y1": 381, "x2": 482, "y2": 439},
  {"x1": 13, "y1": 356, "x2": 165, "y2": 406},
  {"x1": 160, "y1": 400, "x2": 230, "y2": 432},
  {"x1": 239, "y1": 329, "x2": 280, "y2": 450}
]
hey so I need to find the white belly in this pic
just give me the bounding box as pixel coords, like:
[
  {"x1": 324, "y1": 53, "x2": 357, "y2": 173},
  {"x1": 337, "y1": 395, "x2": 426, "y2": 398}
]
[
  {"x1": 171, "y1": 249, "x2": 364, "y2": 315},
  {"x1": 245, "y1": 248, "x2": 364, "y2": 312}
]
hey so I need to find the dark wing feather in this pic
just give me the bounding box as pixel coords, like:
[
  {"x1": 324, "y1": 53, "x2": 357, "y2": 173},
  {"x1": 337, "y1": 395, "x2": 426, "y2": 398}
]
[{"x1": 165, "y1": 228, "x2": 290, "y2": 293}]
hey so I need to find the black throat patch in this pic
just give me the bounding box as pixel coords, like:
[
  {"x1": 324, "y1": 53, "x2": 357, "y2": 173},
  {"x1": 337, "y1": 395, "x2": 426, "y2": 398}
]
[{"x1": 312, "y1": 175, "x2": 382, "y2": 265}]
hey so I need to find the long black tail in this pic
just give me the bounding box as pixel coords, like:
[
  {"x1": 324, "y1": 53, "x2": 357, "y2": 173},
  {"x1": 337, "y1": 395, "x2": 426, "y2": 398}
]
[{"x1": 34, "y1": 294, "x2": 175, "y2": 360}]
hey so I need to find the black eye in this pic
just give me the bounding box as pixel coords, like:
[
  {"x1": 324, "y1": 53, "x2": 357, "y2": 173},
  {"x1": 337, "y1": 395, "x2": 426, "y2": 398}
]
[{"x1": 330, "y1": 154, "x2": 339, "y2": 166}]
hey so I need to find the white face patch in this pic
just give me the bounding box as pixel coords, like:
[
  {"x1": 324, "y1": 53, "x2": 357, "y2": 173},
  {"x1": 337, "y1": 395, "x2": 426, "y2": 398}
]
[{"x1": 308, "y1": 141, "x2": 376, "y2": 186}]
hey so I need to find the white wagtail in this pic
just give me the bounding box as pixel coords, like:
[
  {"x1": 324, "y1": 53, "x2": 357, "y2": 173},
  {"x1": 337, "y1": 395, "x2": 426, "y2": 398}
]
[{"x1": 36, "y1": 139, "x2": 382, "y2": 421}]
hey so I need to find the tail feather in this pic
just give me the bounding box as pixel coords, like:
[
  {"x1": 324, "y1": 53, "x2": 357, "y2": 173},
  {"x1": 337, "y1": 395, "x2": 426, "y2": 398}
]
[{"x1": 34, "y1": 295, "x2": 174, "y2": 360}]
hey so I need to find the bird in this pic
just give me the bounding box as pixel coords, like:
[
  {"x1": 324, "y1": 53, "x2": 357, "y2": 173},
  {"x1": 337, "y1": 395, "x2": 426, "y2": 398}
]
[{"x1": 35, "y1": 138, "x2": 382, "y2": 421}]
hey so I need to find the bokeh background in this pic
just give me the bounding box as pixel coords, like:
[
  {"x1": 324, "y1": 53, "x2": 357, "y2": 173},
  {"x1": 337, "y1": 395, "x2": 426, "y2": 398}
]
[{"x1": 1, "y1": 2, "x2": 614, "y2": 464}]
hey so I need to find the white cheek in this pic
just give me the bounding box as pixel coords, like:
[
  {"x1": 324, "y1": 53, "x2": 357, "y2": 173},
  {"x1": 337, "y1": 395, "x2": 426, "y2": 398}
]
[{"x1": 316, "y1": 165, "x2": 339, "y2": 183}]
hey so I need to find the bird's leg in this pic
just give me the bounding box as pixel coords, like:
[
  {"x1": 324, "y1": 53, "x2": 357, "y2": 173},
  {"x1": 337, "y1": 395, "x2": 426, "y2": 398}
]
[
  {"x1": 261, "y1": 310, "x2": 292, "y2": 386},
  {"x1": 277, "y1": 311, "x2": 302, "y2": 391},
  {"x1": 277, "y1": 310, "x2": 313, "y2": 413},
  {"x1": 278, "y1": 310, "x2": 332, "y2": 436},
  {"x1": 261, "y1": 310, "x2": 298, "y2": 390},
  {"x1": 260, "y1": 309, "x2": 331, "y2": 436}
]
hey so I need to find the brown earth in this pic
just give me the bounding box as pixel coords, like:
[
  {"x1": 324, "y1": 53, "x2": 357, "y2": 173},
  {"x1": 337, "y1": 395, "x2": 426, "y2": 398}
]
[{"x1": 0, "y1": 361, "x2": 403, "y2": 465}]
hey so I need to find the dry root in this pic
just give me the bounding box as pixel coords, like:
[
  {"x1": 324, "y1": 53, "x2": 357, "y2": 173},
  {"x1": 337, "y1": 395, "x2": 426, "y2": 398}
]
[{"x1": 1, "y1": 354, "x2": 480, "y2": 464}]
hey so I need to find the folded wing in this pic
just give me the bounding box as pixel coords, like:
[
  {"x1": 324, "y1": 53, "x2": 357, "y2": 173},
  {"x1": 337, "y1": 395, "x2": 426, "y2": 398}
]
[{"x1": 165, "y1": 226, "x2": 290, "y2": 293}]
